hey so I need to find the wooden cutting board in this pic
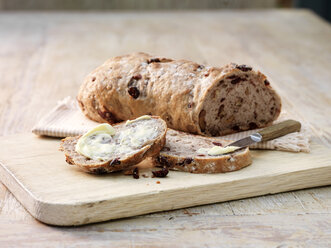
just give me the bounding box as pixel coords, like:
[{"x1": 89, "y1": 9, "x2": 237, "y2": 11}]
[{"x1": 0, "y1": 133, "x2": 330, "y2": 226}]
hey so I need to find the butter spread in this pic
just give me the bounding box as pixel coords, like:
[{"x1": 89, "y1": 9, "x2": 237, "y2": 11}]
[
  {"x1": 196, "y1": 148, "x2": 209, "y2": 154},
  {"x1": 126, "y1": 115, "x2": 151, "y2": 125},
  {"x1": 207, "y1": 146, "x2": 239, "y2": 155},
  {"x1": 118, "y1": 126, "x2": 156, "y2": 149},
  {"x1": 197, "y1": 146, "x2": 239, "y2": 156},
  {"x1": 75, "y1": 118, "x2": 158, "y2": 161},
  {"x1": 75, "y1": 124, "x2": 116, "y2": 161}
]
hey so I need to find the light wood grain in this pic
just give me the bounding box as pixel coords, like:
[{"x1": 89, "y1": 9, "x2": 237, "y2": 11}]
[
  {"x1": 0, "y1": 0, "x2": 279, "y2": 10},
  {"x1": 0, "y1": 133, "x2": 330, "y2": 226},
  {"x1": 0, "y1": 9, "x2": 330, "y2": 246}
]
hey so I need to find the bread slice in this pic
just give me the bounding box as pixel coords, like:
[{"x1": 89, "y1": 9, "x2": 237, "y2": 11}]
[
  {"x1": 154, "y1": 129, "x2": 252, "y2": 173},
  {"x1": 60, "y1": 116, "x2": 167, "y2": 174}
]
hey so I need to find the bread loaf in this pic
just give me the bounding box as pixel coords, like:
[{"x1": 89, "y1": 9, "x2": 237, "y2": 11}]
[
  {"x1": 77, "y1": 53, "x2": 281, "y2": 136},
  {"x1": 154, "y1": 129, "x2": 251, "y2": 173},
  {"x1": 60, "y1": 116, "x2": 167, "y2": 174}
]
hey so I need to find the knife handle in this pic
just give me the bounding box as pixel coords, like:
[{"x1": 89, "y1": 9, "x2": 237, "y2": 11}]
[{"x1": 258, "y1": 120, "x2": 301, "y2": 142}]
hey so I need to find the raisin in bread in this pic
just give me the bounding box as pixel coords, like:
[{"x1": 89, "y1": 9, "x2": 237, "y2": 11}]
[
  {"x1": 60, "y1": 116, "x2": 167, "y2": 174},
  {"x1": 77, "y1": 52, "x2": 281, "y2": 136},
  {"x1": 154, "y1": 129, "x2": 251, "y2": 173}
]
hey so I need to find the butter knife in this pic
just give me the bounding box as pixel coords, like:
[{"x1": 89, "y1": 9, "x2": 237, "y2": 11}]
[{"x1": 226, "y1": 120, "x2": 301, "y2": 150}]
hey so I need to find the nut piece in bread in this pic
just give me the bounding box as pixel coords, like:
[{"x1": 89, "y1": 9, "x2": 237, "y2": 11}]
[
  {"x1": 154, "y1": 129, "x2": 252, "y2": 174},
  {"x1": 60, "y1": 116, "x2": 167, "y2": 174},
  {"x1": 77, "y1": 52, "x2": 281, "y2": 136}
]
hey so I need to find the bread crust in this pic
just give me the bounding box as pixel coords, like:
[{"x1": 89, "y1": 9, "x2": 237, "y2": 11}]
[
  {"x1": 77, "y1": 53, "x2": 281, "y2": 136},
  {"x1": 155, "y1": 149, "x2": 251, "y2": 174},
  {"x1": 60, "y1": 116, "x2": 167, "y2": 174}
]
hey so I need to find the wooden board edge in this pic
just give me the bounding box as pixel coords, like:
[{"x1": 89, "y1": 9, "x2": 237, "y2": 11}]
[
  {"x1": 0, "y1": 161, "x2": 40, "y2": 222},
  {"x1": 1, "y1": 160, "x2": 330, "y2": 226}
]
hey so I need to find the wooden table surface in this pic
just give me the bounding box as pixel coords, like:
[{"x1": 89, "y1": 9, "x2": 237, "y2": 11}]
[{"x1": 0, "y1": 10, "x2": 330, "y2": 247}]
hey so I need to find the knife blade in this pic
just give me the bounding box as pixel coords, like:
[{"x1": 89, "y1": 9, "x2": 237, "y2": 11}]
[
  {"x1": 225, "y1": 120, "x2": 301, "y2": 152},
  {"x1": 226, "y1": 133, "x2": 262, "y2": 148}
]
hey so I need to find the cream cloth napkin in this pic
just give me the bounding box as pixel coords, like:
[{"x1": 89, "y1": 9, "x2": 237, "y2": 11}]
[{"x1": 32, "y1": 97, "x2": 311, "y2": 152}]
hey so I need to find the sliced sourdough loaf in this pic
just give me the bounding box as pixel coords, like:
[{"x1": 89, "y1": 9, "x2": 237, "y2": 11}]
[
  {"x1": 77, "y1": 52, "x2": 281, "y2": 136},
  {"x1": 154, "y1": 129, "x2": 252, "y2": 174},
  {"x1": 60, "y1": 116, "x2": 167, "y2": 174}
]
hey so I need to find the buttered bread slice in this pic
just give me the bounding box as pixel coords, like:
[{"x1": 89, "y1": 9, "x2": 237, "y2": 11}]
[
  {"x1": 60, "y1": 116, "x2": 167, "y2": 174},
  {"x1": 154, "y1": 129, "x2": 251, "y2": 173}
]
